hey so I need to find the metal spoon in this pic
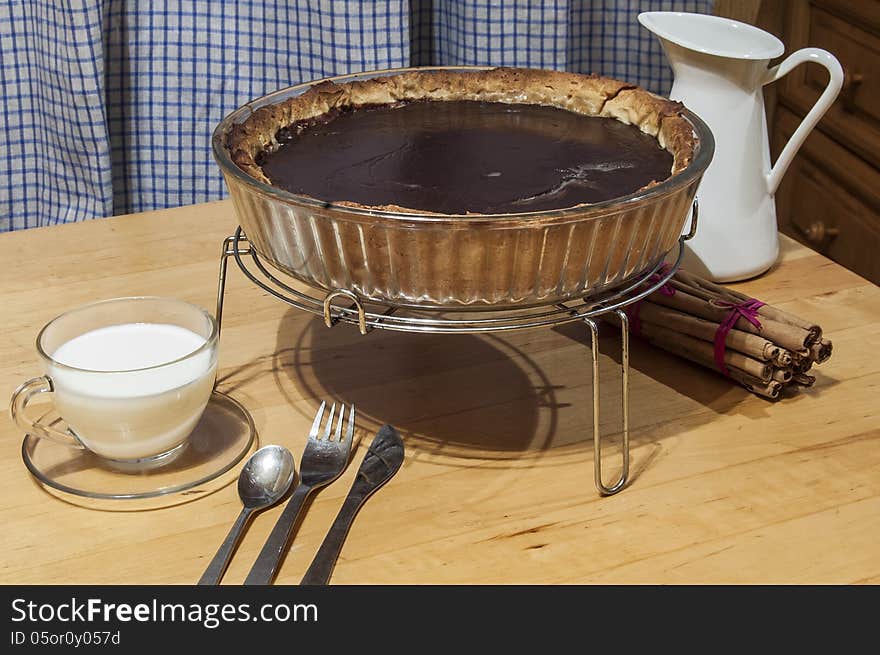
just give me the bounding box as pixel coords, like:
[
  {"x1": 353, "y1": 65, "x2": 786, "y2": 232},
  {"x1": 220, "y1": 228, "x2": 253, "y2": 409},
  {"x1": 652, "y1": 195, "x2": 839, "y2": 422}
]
[{"x1": 198, "y1": 445, "x2": 296, "y2": 585}]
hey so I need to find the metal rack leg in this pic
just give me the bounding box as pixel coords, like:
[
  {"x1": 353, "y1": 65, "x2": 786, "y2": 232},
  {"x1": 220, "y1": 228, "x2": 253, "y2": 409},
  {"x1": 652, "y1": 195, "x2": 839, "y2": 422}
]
[
  {"x1": 216, "y1": 232, "x2": 252, "y2": 339},
  {"x1": 586, "y1": 311, "x2": 630, "y2": 495},
  {"x1": 215, "y1": 236, "x2": 235, "y2": 337}
]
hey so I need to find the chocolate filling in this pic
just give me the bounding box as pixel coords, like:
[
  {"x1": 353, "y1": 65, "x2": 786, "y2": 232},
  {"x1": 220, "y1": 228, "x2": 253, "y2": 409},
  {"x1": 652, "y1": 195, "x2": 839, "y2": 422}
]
[{"x1": 260, "y1": 100, "x2": 673, "y2": 214}]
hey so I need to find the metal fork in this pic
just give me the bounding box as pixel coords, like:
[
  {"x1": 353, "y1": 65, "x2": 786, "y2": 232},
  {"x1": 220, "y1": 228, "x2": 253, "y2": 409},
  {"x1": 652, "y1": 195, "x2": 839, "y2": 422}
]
[{"x1": 243, "y1": 401, "x2": 354, "y2": 585}]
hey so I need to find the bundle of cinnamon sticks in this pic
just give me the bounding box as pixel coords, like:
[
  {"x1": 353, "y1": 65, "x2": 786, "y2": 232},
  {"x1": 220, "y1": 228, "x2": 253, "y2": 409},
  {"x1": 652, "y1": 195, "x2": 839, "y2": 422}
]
[{"x1": 611, "y1": 269, "x2": 832, "y2": 399}]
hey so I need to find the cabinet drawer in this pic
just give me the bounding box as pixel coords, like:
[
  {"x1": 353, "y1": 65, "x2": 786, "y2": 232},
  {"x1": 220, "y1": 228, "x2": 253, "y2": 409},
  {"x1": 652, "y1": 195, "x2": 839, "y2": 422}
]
[
  {"x1": 779, "y1": 1, "x2": 880, "y2": 169},
  {"x1": 773, "y1": 107, "x2": 880, "y2": 284}
]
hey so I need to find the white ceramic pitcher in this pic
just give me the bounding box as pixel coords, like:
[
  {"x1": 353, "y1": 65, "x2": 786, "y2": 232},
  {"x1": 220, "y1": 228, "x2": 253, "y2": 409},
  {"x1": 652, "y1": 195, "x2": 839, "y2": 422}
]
[{"x1": 639, "y1": 11, "x2": 843, "y2": 282}]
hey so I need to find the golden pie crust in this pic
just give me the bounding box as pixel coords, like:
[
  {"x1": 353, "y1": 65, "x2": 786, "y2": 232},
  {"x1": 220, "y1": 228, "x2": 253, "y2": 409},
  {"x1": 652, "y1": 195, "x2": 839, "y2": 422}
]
[{"x1": 224, "y1": 67, "x2": 697, "y2": 211}]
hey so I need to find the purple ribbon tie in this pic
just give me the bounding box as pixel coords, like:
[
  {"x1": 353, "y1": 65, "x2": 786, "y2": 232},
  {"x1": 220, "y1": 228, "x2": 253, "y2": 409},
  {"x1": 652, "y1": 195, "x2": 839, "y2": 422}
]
[{"x1": 713, "y1": 298, "x2": 765, "y2": 376}]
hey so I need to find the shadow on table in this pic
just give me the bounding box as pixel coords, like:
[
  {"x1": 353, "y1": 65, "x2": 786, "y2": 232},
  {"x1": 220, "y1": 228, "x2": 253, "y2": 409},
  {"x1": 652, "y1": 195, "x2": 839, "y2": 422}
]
[{"x1": 270, "y1": 310, "x2": 560, "y2": 464}]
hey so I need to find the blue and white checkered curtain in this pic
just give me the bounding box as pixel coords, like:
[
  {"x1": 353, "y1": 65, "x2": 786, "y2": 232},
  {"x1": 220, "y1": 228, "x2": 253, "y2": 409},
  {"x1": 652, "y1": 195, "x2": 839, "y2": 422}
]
[{"x1": 1, "y1": 0, "x2": 712, "y2": 231}]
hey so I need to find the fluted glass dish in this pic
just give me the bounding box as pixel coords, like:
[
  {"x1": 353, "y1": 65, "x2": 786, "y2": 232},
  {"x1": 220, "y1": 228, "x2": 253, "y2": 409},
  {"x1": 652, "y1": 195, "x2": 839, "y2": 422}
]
[{"x1": 212, "y1": 66, "x2": 714, "y2": 309}]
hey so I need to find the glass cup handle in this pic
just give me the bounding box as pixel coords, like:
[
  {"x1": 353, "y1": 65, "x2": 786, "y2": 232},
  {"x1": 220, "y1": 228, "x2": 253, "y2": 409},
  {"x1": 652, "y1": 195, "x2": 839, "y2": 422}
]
[
  {"x1": 763, "y1": 47, "x2": 844, "y2": 195},
  {"x1": 9, "y1": 376, "x2": 85, "y2": 449}
]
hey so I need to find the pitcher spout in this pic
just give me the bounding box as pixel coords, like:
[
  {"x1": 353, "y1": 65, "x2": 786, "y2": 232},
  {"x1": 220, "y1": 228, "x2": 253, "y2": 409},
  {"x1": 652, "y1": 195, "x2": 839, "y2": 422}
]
[{"x1": 637, "y1": 11, "x2": 784, "y2": 62}]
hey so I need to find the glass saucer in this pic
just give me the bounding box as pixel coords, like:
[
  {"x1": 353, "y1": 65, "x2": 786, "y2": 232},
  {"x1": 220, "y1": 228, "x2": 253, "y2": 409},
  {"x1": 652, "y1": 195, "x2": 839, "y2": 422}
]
[{"x1": 21, "y1": 391, "x2": 258, "y2": 511}]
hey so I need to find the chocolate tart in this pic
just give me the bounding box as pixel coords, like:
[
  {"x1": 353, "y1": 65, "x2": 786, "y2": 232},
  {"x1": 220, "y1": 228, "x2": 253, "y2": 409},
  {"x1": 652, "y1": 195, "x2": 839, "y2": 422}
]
[
  {"x1": 213, "y1": 66, "x2": 713, "y2": 309},
  {"x1": 225, "y1": 67, "x2": 696, "y2": 215}
]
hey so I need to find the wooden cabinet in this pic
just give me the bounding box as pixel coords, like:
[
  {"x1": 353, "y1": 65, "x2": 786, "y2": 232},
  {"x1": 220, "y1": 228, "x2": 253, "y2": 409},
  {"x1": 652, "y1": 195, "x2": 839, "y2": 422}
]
[
  {"x1": 769, "y1": 0, "x2": 880, "y2": 284},
  {"x1": 774, "y1": 106, "x2": 880, "y2": 283}
]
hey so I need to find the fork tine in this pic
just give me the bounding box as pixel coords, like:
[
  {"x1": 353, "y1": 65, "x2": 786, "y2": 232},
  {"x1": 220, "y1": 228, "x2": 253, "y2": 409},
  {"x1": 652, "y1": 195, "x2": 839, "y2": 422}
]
[
  {"x1": 334, "y1": 405, "x2": 344, "y2": 441},
  {"x1": 322, "y1": 403, "x2": 336, "y2": 440},
  {"x1": 308, "y1": 401, "x2": 327, "y2": 439},
  {"x1": 345, "y1": 404, "x2": 356, "y2": 441}
]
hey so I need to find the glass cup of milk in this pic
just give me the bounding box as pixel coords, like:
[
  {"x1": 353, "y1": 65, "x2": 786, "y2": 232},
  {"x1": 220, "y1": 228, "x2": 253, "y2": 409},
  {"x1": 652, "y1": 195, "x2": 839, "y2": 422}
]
[{"x1": 10, "y1": 297, "x2": 218, "y2": 468}]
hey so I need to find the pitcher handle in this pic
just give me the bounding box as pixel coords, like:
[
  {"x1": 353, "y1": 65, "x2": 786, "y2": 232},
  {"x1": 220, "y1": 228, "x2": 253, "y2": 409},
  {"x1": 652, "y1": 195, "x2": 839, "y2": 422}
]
[
  {"x1": 9, "y1": 376, "x2": 85, "y2": 448},
  {"x1": 764, "y1": 48, "x2": 843, "y2": 195}
]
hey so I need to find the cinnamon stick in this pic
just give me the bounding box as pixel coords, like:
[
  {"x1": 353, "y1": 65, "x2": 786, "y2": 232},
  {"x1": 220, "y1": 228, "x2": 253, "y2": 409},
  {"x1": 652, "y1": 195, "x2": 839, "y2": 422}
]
[
  {"x1": 759, "y1": 306, "x2": 822, "y2": 346},
  {"x1": 793, "y1": 356, "x2": 814, "y2": 374},
  {"x1": 622, "y1": 317, "x2": 773, "y2": 382},
  {"x1": 772, "y1": 349, "x2": 794, "y2": 367},
  {"x1": 674, "y1": 269, "x2": 822, "y2": 345},
  {"x1": 649, "y1": 287, "x2": 815, "y2": 352},
  {"x1": 793, "y1": 373, "x2": 816, "y2": 387},
  {"x1": 810, "y1": 338, "x2": 833, "y2": 364},
  {"x1": 668, "y1": 278, "x2": 716, "y2": 302},
  {"x1": 636, "y1": 301, "x2": 780, "y2": 362},
  {"x1": 727, "y1": 368, "x2": 783, "y2": 400},
  {"x1": 771, "y1": 367, "x2": 793, "y2": 383}
]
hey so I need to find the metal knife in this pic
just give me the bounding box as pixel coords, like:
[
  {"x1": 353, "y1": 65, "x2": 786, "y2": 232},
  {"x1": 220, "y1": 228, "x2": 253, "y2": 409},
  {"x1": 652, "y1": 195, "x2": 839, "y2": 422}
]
[{"x1": 300, "y1": 424, "x2": 404, "y2": 585}]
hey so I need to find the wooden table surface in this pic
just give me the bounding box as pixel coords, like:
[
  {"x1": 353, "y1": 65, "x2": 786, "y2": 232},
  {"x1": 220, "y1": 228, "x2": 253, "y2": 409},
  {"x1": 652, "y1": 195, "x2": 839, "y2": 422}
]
[{"x1": 1, "y1": 200, "x2": 878, "y2": 585}]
